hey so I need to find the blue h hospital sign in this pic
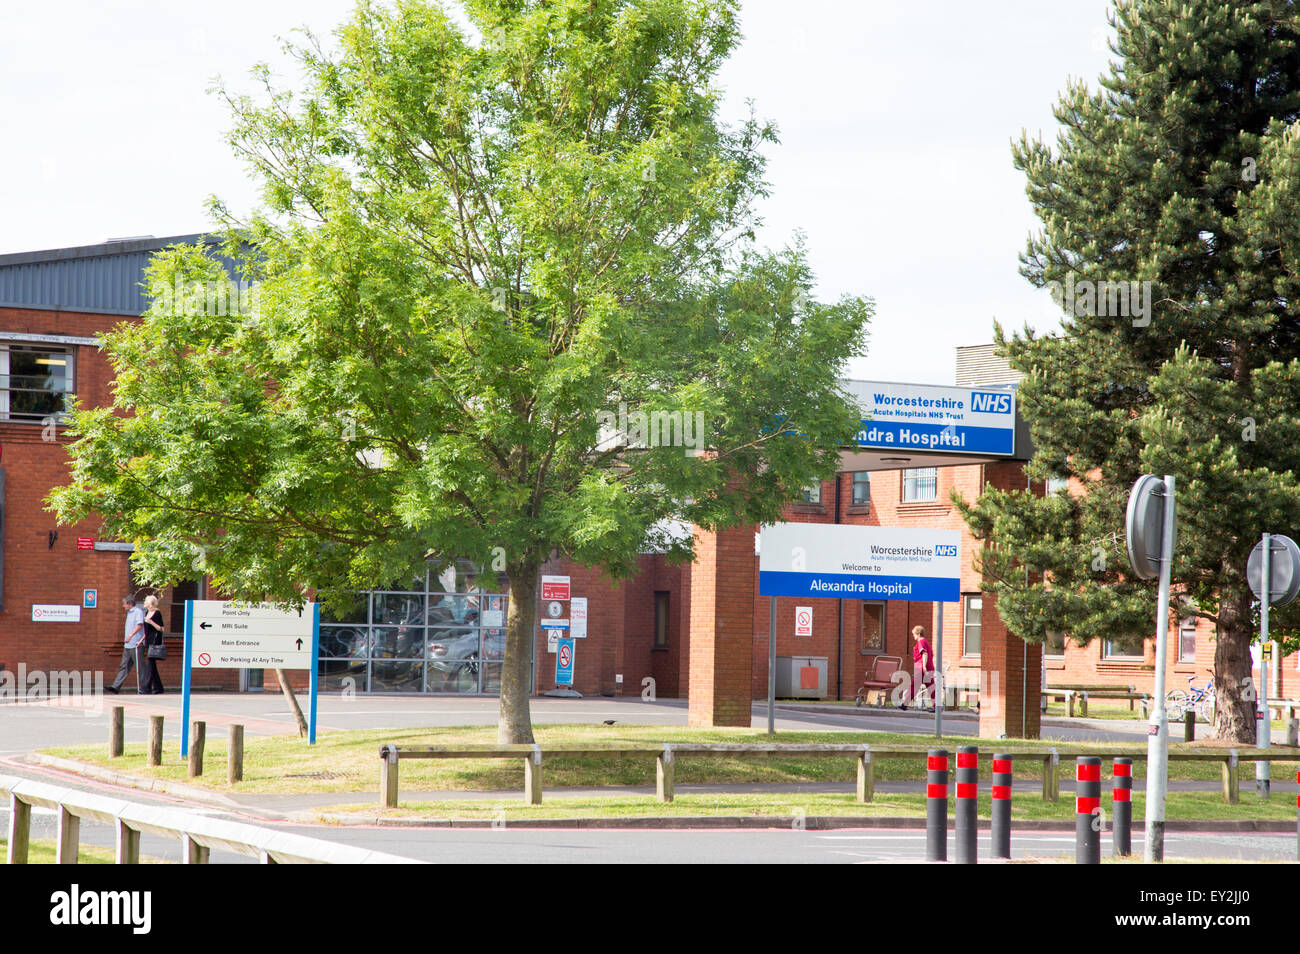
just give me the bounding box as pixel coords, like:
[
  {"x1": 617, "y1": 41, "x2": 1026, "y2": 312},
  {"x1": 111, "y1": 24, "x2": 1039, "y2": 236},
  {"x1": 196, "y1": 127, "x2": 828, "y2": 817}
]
[{"x1": 854, "y1": 381, "x2": 1016, "y2": 456}]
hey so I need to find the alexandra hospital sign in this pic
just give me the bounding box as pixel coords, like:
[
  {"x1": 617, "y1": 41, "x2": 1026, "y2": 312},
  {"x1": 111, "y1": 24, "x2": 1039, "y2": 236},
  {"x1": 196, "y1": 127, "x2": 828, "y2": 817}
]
[{"x1": 758, "y1": 523, "x2": 961, "y2": 602}]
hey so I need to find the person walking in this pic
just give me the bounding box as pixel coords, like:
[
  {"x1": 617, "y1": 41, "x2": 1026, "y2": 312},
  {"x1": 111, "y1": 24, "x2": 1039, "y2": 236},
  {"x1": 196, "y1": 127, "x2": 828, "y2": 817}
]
[
  {"x1": 899, "y1": 624, "x2": 936, "y2": 711},
  {"x1": 139, "y1": 595, "x2": 166, "y2": 694},
  {"x1": 106, "y1": 595, "x2": 146, "y2": 694}
]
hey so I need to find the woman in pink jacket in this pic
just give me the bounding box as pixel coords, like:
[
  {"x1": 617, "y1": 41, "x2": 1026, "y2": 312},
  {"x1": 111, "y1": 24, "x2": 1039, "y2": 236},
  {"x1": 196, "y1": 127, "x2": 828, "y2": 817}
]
[{"x1": 899, "y1": 625, "x2": 935, "y2": 710}]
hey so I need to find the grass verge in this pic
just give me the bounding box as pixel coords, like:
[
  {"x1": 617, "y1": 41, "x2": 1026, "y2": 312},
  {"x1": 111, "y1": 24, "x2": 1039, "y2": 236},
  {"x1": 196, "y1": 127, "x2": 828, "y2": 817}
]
[{"x1": 40, "y1": 723, "x2": 1300, "y2": 797}]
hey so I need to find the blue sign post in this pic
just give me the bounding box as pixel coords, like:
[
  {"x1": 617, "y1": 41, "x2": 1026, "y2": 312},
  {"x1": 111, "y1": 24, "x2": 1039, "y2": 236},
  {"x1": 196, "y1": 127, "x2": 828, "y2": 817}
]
[{"x1": 555, "y1": 637, "x2": 576, "y2": 687}]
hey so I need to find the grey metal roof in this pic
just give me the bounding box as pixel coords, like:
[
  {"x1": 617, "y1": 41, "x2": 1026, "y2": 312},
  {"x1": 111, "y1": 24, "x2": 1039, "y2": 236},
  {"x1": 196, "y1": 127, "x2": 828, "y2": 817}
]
[{"x1": 0, "y1": 234, "x2": 244, "y2": 316}]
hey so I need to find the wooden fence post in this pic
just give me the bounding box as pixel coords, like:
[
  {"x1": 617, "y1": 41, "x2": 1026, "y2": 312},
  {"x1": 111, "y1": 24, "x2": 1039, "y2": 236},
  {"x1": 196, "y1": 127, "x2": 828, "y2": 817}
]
[
  {"x1": 228, "y1": 724, "x2": 244, "y2": 784},
  {"x1": 188, "y1": 721, "x2": 205, "y2": 778},
  {"x1": 7, "y1": 794, "x2": 31, "y2": 864},
  {"x1": 115, "y1": 819, "x2": 140, "y2": 865},
  {"x1": 148, "y1": 715, "x2": 164, "y2": 766},
  {"x1": 524, "y1": 745, "x2": 543, "y2": 805},
  {"x1": 56, "y1": 806, "x2": 80, "y2": 865},
  {"x1": 856, "y1": 746, "x2": 874, "y2": 803},
  {"x1": 380, "y1": 746, "x2": 399, "y2": 808},
  {"x1": 110, "y1": 705, "x2": 124, "y2": 758},
  {"x1": 656, "y1": 744, "x2": 675, "y2": 803}
]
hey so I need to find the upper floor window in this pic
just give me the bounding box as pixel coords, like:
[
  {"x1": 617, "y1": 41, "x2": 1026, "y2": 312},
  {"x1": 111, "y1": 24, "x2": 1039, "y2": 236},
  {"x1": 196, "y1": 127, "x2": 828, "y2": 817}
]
[
  {"x1": 962, "y1": 594, "x2": 982, "y2": 656},
  {"x1": 902, "y1": 467, "x2": 937, "y2": 502},
  {"x1": 851, "y1": 472, "x2": 871, "y2": 506},
  {"x1": 0, "y1": 344, "x2": 73, "y2": 424}
]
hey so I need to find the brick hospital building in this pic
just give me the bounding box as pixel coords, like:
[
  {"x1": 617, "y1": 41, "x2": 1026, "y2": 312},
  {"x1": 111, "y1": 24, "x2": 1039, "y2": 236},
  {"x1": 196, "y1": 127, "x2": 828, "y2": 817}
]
[{"x1": 1, "y1": 235, "x2": 1293, "y2": 736}]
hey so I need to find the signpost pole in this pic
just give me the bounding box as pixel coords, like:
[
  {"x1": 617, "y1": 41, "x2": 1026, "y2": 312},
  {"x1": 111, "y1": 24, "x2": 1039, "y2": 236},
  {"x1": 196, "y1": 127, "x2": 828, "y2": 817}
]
[
  {"x1": 1144, "y1": 475, "x2": 1175, "y2": 864},
  {"x1": 181, "y1": 600, "x2": 193, "y2": 760},
  {"x1": 768, "y1": 596, "x2": 777, "y2": 735},
  {"x1": 934, "y1": 602, "x2": 944, "y2": 739},
  {"x1": 1258, "y1": 534, "x2": 1271, "y2": 797},
  {"x1": 309, "y1": 603, "x2": 320, "y2": 746}
]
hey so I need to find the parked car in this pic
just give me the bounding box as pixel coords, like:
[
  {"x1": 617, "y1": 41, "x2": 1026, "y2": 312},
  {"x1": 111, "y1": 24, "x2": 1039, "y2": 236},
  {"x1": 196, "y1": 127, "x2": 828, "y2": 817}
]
[{"x1": 427, "y1": 628, "x2": 505, "y2": 691}]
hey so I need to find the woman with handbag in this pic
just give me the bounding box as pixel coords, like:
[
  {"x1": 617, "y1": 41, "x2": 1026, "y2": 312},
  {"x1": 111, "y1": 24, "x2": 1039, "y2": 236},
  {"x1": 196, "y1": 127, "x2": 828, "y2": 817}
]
[{"x1": 140, "y1": 594, "x2": 167, "y2": 694}]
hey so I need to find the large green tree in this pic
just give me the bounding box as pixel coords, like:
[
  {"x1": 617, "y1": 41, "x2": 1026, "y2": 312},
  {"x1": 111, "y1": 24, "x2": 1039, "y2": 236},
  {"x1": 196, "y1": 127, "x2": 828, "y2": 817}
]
[
  {"x1": 47, "y1": 0, "x2": 871, "y2": 742},
  {"x1": 957, "y1": 0, "x2": 1300, "y2": 742}
]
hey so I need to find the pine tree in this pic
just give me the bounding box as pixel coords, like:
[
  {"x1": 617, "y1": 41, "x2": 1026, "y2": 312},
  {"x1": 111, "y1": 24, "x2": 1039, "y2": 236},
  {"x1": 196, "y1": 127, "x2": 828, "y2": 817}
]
[{"x1": 956, "y1": 0, "x2": 1300, "y2": 742}]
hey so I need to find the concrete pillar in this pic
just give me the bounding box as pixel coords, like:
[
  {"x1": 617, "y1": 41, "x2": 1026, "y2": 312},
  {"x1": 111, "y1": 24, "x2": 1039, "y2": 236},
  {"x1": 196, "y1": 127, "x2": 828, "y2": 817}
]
[
  {"x1": 688, "y1": 523, "x2": 756, "y2": 727},
  {"x1": 977, "y1": 593, "x2": 1042, "y2": 738}
]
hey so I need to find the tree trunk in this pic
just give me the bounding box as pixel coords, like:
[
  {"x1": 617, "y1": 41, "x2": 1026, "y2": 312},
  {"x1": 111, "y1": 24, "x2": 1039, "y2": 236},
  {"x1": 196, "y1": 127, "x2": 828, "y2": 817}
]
[
  {"x1": 499, "y1": 562, "x2": 539, "y2": 744},
  {"x1": 275, "y1": 668, "x2": 309, "y2": 738},
  {"x1": 1212, "y1": 589, "x2": 1256, "y2": 744}
]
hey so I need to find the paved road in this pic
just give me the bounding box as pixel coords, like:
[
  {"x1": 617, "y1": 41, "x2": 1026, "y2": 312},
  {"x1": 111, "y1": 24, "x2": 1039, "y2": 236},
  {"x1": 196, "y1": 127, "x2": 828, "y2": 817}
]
[{"x1": 0, "y1": 691, "x2": 1169, "y2": 757}]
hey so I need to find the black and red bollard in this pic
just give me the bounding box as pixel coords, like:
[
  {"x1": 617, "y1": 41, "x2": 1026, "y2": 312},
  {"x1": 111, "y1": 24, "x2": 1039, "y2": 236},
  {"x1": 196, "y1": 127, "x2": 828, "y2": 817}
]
[
  {"x1": 1076, "y1": 756, "x2": 1101, "y2": 864},
  {"x1": 926, "y1": 748, "x2": 949, "y2": 862},
  {"x1": 955, "y1": 746, "x2": 978, "y2": 864},
  {"x1": 991, "y1": 752, "x2": 1012, "y2": 859},
  {"x1": 1112, "y1": 757, "x2": 1132, "y2": 857}
]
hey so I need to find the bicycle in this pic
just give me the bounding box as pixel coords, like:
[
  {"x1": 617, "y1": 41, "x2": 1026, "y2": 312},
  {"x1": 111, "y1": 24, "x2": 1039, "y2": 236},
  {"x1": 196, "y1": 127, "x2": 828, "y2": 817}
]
[{"x1": 1165, "y1": 672, "x2": 1215, "y2": 723}]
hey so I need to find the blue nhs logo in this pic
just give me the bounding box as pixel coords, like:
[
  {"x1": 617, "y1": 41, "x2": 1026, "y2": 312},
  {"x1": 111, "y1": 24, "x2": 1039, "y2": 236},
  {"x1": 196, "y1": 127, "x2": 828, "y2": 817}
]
[
  {"x1": 934, "y1": 544, "x2": 958, "y2": 557},
  {"x1": 970, "y1": 391, "x2": 1013, "y2": 414}
]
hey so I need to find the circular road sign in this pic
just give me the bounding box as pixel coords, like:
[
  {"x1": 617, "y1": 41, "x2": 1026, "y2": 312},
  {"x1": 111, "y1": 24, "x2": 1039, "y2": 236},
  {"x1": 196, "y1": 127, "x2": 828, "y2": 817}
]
[
  {"x1": 1247, "y1": 535, "x2": 1300, "y2": 606},
  {"x1": 1126, "y1": 475, "x2": 1174, "y2": 580}
]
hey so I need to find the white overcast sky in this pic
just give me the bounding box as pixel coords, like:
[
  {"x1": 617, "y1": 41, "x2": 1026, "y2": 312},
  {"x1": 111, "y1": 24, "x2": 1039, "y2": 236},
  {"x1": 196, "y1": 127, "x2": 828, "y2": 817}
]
[{"x1": 0, "y1": 0, "x2": 1115, "y2": 384}]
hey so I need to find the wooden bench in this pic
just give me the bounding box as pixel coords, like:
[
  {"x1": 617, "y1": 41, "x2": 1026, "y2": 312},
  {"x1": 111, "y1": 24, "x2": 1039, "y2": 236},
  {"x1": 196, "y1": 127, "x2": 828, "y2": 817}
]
[
  {"x1": 854, "y1": 655, "x2": 903, "y2": 706},
  {"x1": 1044, "y1": 685, "x2": 1148, "y2": 718}
]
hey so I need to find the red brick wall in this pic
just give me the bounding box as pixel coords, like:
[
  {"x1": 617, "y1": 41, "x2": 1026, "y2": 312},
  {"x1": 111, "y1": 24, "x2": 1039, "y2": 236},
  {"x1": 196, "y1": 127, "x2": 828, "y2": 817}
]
[{"x1": 0, "y1": 306, "x2": 237, "y2": 691}]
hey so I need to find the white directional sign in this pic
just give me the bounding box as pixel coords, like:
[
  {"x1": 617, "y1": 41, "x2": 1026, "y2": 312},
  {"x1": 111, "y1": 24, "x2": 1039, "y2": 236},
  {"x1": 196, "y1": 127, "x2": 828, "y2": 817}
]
[
  {"x1": 182, "y1": 599, "x2": 322, "y2": 756},
  {"x1": 187, "y1": 600, "x2": 317, "y2": 670}
]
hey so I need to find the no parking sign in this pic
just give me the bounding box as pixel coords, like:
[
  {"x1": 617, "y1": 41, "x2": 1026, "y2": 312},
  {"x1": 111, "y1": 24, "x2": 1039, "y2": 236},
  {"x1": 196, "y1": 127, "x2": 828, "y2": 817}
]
[{"x1": 555, "y1": 637, "x2": 576, "y2": 686}]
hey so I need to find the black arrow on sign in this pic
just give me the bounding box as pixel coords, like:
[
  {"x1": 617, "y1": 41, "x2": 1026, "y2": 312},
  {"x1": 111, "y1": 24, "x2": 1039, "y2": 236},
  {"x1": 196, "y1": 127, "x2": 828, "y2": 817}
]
[
  {"x1": 200, "y1": 622, "x2": 212, "y2": 629},
  {"x1": 296, "y1": 638, "x2": 303, "y2": 650}
]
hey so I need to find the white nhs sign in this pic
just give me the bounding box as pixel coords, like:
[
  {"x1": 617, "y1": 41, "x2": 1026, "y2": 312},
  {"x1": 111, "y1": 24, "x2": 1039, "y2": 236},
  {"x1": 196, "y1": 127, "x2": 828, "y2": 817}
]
[
  {"x1": 934, "y1": 544, "x2": 958, "y2": 557},
  {"x1": 970, "y1": 391, "x2": 1013, "y2": 414}
]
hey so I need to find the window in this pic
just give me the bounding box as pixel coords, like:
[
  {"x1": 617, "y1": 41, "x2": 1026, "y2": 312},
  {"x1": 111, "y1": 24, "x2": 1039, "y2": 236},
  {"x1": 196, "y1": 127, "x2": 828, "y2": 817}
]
[
  {"x1": 1178, "y1": 622, "x2": 1197, "y2": 663},
  {"x1": 1104, "y1": 632, "x2": 1146, "y2": 659},
  {"x1": 962, "y1": 594, "x2": 982, "y2": 656},
  {"x1": 654, "y1": 591, "x2": 670, "y2": 649},
  {"x1": 800, "y1": 483, "x2": 822, "y2": 504},
  {"x1": 902, "y1": 468, "x2": 937, "y2": 502},
  {"x1": 851, "y1": 472, "x2": 871, "y2": 506},
  {"x1": 1045, "y1": 630, "x2": 1067, "y2": 657},
  {"x1": 0, "y1": 344, "x2": 74, "y2": 423},
  {"x1": 168, "y1": 580, "x2": 204, "y2": 634},
  {"x1": 1046, "y1": 475, "x2": 1069, "y2": 496},
  {"x1": 861, "y1": 602, "x2": 884, "y2": 653}
]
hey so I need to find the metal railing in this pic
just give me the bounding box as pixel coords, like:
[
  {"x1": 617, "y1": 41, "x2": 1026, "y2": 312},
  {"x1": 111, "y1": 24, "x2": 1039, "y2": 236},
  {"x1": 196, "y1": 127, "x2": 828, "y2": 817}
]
[{"x1": 2, "y1": 775, "x2": 424, "y2": 864}]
